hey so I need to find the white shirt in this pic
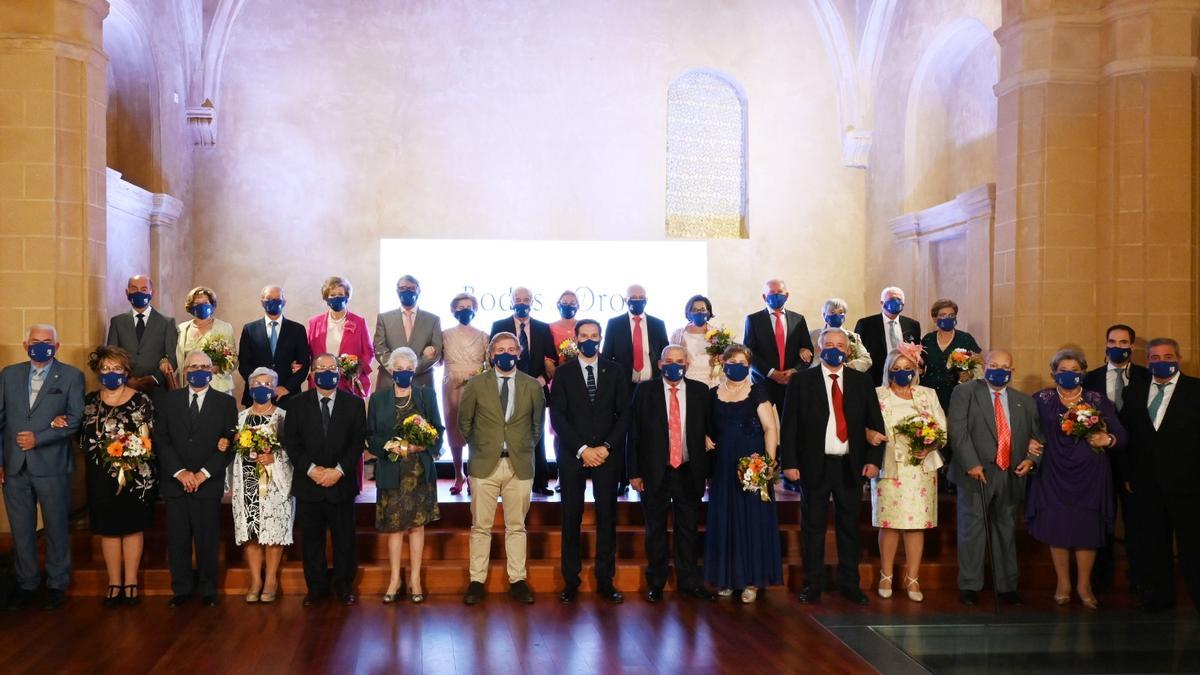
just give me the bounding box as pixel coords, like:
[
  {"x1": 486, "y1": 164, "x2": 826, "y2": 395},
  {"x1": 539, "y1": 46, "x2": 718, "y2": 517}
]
[
  {"x1": 629, "y1": 313, "x2": 652, "y2": 382},
  {"x1": 325, "y1": 313, "x2": 346, "y2": 355},
  {"x1": 174, "y1": 386, "x2": 213, "y2": 479},
  {"x1": 129, "y1": 307, "x2": 154, "y2": 321},
  {"x1": 1105, "y1": 362, "x2": 1129, "y2": 404},
  {"x1": 1149, "y1": 372, "x2": 1180, "y2": 430},
  {"x1": 308, "y1": 389, "x2": 345, "y2": 476},
  {"x1": 821, "y1": 364, "x2": 850, "y2": 456},
  {"x1": 663, "y1": 378, "x2": 689, "y2": 464},
  {"x1": 262, "y1": 315, "x2": 284, "y2": 334}
]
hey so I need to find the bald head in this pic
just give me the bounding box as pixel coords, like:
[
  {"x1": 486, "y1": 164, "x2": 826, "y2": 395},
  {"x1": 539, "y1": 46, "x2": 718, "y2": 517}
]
[
  {"x1": 763, "y1": 279, "x2": 787, "y2": 294},
  {"x1": 626, "y1": 284, "x2": 646, "y2": 299},
  {"x1": 984, "y1": 349, "x2": 1013, "y2": 369},
  {"x1": 511, "y1": 287, "x2": 533, "y2": 305},
  {"x1": 126, "y1": 275, "x2": 152, "y2": 293}
]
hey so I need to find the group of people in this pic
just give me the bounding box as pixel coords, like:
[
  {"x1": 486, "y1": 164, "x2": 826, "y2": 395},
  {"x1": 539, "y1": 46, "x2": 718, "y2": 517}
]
[{"x1": 0, "y1": 275, "x2": 1195, "y2": 615}]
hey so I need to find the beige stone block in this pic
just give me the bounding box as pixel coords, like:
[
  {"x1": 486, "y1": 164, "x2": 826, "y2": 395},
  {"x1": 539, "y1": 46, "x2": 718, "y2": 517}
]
[
  {"x1": 1117, "y1": 141, "x2": 1144, "y2": 174},
  {"x1": 1117, "y1": 176, "x2": 1143, "y2": 212},
  {"x1": 21, "y1": 236, "x2": 56, "y2": 271},
  {"x1": 1044, "y1": 180, "x2": 1095, "y2": 216},
  {"x1": 1015, "y1": 216, "x2": 1042, "y2": 250},
  {"x1": 0, "y1": 164, "x2": 22, "y2": 199},
  {"x1": 1168, "y1": 245, "x2": 1193, "y2": 280},
  {"x1": 1114, "y1": 245, "x2": 1145, "y2": 280},
  {"x1": 1147, "y1": 176, "x2": 1190, "y2": 210},
  {"x1": 1145, "y1": 280, "x2": 1190, "y2": 314},
  {"x1": 54, "y1": 92, "x2": 81, "y2": 131},
  {"x1": 1014, "y1": 280, "x2": 1042, "y2": 311},
  {"x1": 52, "y1": 272, "x2": 82, "y2": 308},
  {"x1": 1047, "y1": 146, "x2": 1097, "y2": 177},
  {"x1": 1046, "y1": 83, "x2": 1099, "y2": 117},
  {"x1": 0, "y1": 91, "x2": 23, "y2": 126},
  {"x1": 1018, "y1": 150, "x2": 1045, "y2": 180},
  {"x1": 1146, "y1": 210, "x2": 1190, "y2": 245},
  {"x1": 1069, "y1": 246, "x2": 1099, "y2": 280},
  {"x1": 23, "y1": 90, "x2": 53, "y2": 128},
  {"x1": 0, "y1": 270, "x2": 56, "y2": 307},
  {"x1": 53, "y1": 56, "x2": 82, "y2": 95},
  {"x1": 1046, "y1": 114, "x2": 1099, "y2": 149},
  {"x1": 0, "y1": 312, "x2": 26, "y2": 345},
  {"x1": 54, "y1": 164, "x2": 82, "y2": 203},
  {"x1": 994, "y1": 220, "x2": 1016, "y2": 253},
  {"x1": 1147, "y1": 139, "x2": 1189, "y2": 174},
  {"x1": 56, "y1": 199, "x2": 84, "y2": 238},
  {"x1": 53, "y1": 129, "x2": 82, "y2": 167},
  {"x1": 54, "y1": 235, "x2": 83, "y2": 271},
  {"x1": 1115, "y1": 76, "x2": 1144, "y2": 111},
  {"x1": 0, "y1": 53, "x2": 55, "y2": 91},
  {"x1": 0, "y1": 127, "x2": 53, "y2": 162},
  {"x1": 23, "y1": 164, "x2": 52, "y2": 199},
  {"x1": 53, "y1": 308, "x2": 85, "y2": 346},
  {"x1": 1019, "y1": 117, "x2": 1045, "y2": 149},
  {"x1": 0, "y1": 198, "x2": 54, "y2": 235},
  {"x1": 1116, "y1": 107, "x2": 1144, "y2": 140},
  {"x1": 1108, "y1": 13, "x2": 1152, "y2": 61},
  {"x1": 0, "y1": 235, "x2": 23, "y2": 271}
]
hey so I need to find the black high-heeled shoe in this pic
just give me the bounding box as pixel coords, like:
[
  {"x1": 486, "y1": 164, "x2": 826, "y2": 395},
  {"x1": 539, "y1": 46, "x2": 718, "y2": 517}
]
[
  {"x1": 104, "y1": 585, "x2": 122, "y2": 609},
  {"x1": 122, "y1": 584, "x2": 140, "y2": 606}
]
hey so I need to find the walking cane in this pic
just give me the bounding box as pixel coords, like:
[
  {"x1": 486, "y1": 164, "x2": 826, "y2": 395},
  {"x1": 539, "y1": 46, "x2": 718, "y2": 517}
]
[{"x1": 977, "y1": 481, "x2": 1000, "y2": 614}]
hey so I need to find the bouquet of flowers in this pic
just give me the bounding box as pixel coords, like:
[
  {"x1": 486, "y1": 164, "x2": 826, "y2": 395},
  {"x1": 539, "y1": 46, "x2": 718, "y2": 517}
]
[
  {"x1": 102, "y1": 427, "x2": 153, "y2": 495},
  {"x1": 893, "y1": 412, "x2": 947, "y2": 466},
  {"x1": 946, "y1": 348, "x2": 982, "y2": 374},
  {"x1": 384, "y1": 414, "x2": 440, "y2": 462},
  {"x1": 705, "y1": 326, "x2": 734, "y2": 358},
  {"x1": 337, "y1": 353, "x2": 364, "y2": 396},
  {"x1": 557, "y1": 339, "x2": 579, "y2": 360},
  {"x1": 737, "y1": 453, "x2": 780, "y2": 502},
  {"x1": 1060, "y1": 402, "x2": 1106, "y2": 450},
  {"x1": 199, "y1": 334, "x2": 237, "y2": 374},
  {"x1": 235, "y1": 423, "x2": 281, "y2": 497}
]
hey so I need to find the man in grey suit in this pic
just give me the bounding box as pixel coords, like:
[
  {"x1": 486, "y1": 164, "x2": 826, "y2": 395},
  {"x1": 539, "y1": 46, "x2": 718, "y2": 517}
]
[
  {"x1": 0, "y1": 324, "x2": 85, "y2": 610},
  {"x1": 106, "y1": 274, "x2": 178, "y2": 398},
  {"x1": 458, "y1": 332, "x2": 544, "y2": 606},
  {"x1": 948, "y1": 349, "x2": 1044, "y2": 607},
  {"x1": 373, "y1": 274, "x2": 442, "y2": 390}
]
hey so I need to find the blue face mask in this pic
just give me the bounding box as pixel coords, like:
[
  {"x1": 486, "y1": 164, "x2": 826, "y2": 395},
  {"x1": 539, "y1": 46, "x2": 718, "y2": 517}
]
[
  {"x1": 128, "y1": 292, "x2": 152, "y2": 309},
  {"x1": 191, "y1": 303, "x2": 215, "y2": 320},
  {"x1": 661, "y1": 362, "x2": 686, "y2": 382},
  {"x1": 1054, "y1": 371, "x2": 1083, "y2": 390},
  {"x1": 27, "y1": 342, "x2": 56, "y2": 363},
  {"x1": 984, "y1": 368, "x2": 1012, "y2": 387},
  {"x1": 326, "y1": 296, "x2": 348, "y2": 312},
  {"x1": 186, "y1": 370, "x2": 212, "y2": 389},
  {"x1": 249, "y1": 385, "x2": 274, "y2": 404},
  {"x1": 512, "y1": 303, "x2": 531, "y2": 319},
  {"x1": 99, "y1": 372, "x2": 127, "y2": 391},
  {"x1": 392, "y1": 370, "x2": 415, "y2": 388},
  {"x1": 399, "y1": 289, "x2": 419, "y2": 308},
  {"x1": 627, "y1": 299, "x2": 647, "y2": 316},
  {"x1": 936, "y1": 316, "x2": 957, "y2": 331},
  {"x1": 723, "y1": 363, "x2": 750, "y2": 382},
  {"x1": 577, "y1": 339, "x2": 600, "y2": 358},
  {"x1": 890, "y1": 369, "x2": 916, "y2": 386},
  {"x1": 454, "y1": 308, "x2": 475, "y2": 325},
  {"x1": 689, "y1": 312, "x2": 708, "y2": 327},
  {"x1": 883, "y1": 298, "x2": 904, "y2": 316},
  {"x1": 1106, "y1": 346, "x2": 1132, "y2": 364},
  {"x1": 313, "y1": 369, "x2": 340, "y2": 390},
  {"x1": 1149, "y1": 361, "x2": 1179, "y2": 379},
  {"x1": 493, "y1": 352, "x2": 519, "y2": 371},
  {"x1": 558, "y1": 304, "x2": 578, "y2": 320},
  {"x1": 825, "y1": 313, "x2": 846, "y2": 328},
  {"x1": 765, "y1": 293, "x2": 788, "y2": 311},
  {"x1": 820, "y1": 348, "x2": 846, "y2": 367},
  {"x1": 262, "y1": 298, "x2": 284, "y2": 316}
]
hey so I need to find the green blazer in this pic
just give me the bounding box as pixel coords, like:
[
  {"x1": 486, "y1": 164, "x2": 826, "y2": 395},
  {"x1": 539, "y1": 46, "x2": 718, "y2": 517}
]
[
  {"x1": 457, "y1": 368, "x2": 544, "y2": 481},
  {"x1": 366, "y1": 385, "x2": 444, "y2": 489}
]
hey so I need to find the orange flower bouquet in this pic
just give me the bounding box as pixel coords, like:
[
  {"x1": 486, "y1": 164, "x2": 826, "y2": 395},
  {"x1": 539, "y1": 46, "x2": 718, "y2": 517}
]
[
  {"x1": 1060, "y1": 402, "x2": 1106, "y2": 451},
  {"x1": 103, "y1": 428, "x2": 153, "y2": 495},
  {"x1": 337, "y1": 353, "x2": 365, "y2": 397},
  {"x1": 384, "y1": 414, "x2": 439, "y2": 462},
  {"x1": 737, "y1": 452, "x2": 779, "y2": 502}
]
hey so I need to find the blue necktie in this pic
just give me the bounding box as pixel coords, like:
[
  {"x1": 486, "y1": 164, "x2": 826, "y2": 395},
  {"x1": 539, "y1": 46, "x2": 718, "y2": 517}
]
[{"x1": 268, "y1": 321, "x2": 279, "y2": 356}]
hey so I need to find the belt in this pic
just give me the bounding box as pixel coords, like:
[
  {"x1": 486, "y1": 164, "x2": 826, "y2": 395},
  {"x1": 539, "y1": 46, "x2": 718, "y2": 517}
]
[{"x1": 500, "y1": 451, "x2": 510, "y2": 458}]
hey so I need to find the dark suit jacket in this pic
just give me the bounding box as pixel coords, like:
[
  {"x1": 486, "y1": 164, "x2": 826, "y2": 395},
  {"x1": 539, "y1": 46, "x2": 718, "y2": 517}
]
[
  {"x1": 854, "y1": 313, "x2": 922, "y2": 385},
  {"x1": 1120, "y1": 374, "x2": 1200, "y2": 498},
  {"x1": 238, "y1": 317, "x2": 312, "y2": 407},
  {"x1": 627, "y1": 377, "x2": 711, "y2": 492},
  {"x1": 778, "y1": 365, "x2": 886, "y2": 489},
  {"x1": 0, "y1": 360, "x2": 85, "y2": 476},
  {"x1": 603, "y1": 313, "x2": 669, "y2": 381},
  {"x1": 107, "y1": 308, "x2": 178, "y2": 387},
  {"x1": 549, "y1": 357, "x2": 631, "y2": 468},
  {"x1": 743, "y1": 308, "x2": 814, "y2": 403},
  {"x1": 490, "y1": 317, "x2": 556, "y2": 381},
  {"x1": 284, "y1": 389, "x2": 368, "y2": 503},
  {"x1": 946, "y1": 379, "x2": 1044, "y2": 497},
  {"x1": 153, "y1": 386, "x2": 237, "y2": 500},
  {"x1": 1083, "y1": 363, "x2": 1151, "y2": 405}
]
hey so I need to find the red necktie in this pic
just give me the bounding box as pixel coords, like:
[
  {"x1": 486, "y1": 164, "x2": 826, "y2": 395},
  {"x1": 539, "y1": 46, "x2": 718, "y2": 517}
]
[
  {"x1": 830, "y1": 373, "x2": 848, "y2": 442},
  {"x1": 668, "y1": 385, "x2": 682, "y2": 467},
  {"x1": 632, "y1": 316, "x2": 644, "y2": 373},
  {"x1": 773, "y1": 311, "x2": 786, "y2": 371},
  {"x1": 994, "y1": 392, "x2": 1011, "y2": 470}
]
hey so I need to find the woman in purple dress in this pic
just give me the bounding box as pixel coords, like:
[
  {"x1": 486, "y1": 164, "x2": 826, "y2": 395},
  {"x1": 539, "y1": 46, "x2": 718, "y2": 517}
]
[{"x1": 1026, "y1": 348, "x2": 1127, "y2": 609}]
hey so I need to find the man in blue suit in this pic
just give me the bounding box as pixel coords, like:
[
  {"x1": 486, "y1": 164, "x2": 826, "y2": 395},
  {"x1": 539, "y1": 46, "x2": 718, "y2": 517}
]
[{"x1": 0, "y1": 324, "x2": 85, "y2": 610}]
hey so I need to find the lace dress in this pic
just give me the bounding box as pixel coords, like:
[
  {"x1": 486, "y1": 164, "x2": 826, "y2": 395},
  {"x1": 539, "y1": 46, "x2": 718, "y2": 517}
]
[{"x1": 229, "y1": 408, "x2": 294, "y2": 546}]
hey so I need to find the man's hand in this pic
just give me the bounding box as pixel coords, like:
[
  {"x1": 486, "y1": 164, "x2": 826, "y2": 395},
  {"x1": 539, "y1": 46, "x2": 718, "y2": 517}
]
[
  {"x1": 581, "y1": 447, "x2": 606, "y2": 468},
  {"x1": 957, "y1": 370, "x2": 973, "y2": 383},
  {"x1": 536, "y1": 376, "x2": 546, "y2": 387},
  {"x1": 783, "y1": 468, "x2": 800, "y2": 482},
  {"x1": 16, "y1": 431, "x2": 36, "y2": 451},
  {"x1": 0, "y1": 466, "x2": 6, "y2": 485},
  {"x1": 862, "y1": 464, "x2": 879, "y2": 479},
  {"x1": 1014, "y1": 459, "x2": 1035, "y2": 477},
  {"x1": 320, "y1": 470, "x2": 343, "y2": 487},
  {"x1": 770, "y1": 370, "x2": 792, "y2": 385},
  {"x1": 217, "y1": 438, "x2": 230, "y2": 453},
  {"x1": 1124, "y1": 481, "x2": 1133, "y2": 494},
  {"x1": 705, "y1": 436, "x2": 716, "y2": 451},
  {"x1": 194, "y1": 471, "x2": 208, "y2": 487},
  {"x1": 423, "y1": 346, "x2": 437, "y2": 360},
  {"x1": 178, "y1": 471, "x2": 198, "y2": 493},
  {"x1": 274, "y1": 385, "x2": 290, "y2": 398},
  {"x1": 629, "y1": 478, "x2": 645, "y2": 492},
  {"x1": 967, "y1": 465, "x2": 987, "y2": 484},
  {"x1": 159, "y1": 359, "x2": 175, "y2": 380},
  {"x1": 1027, "y1": 438, "x2": 1044, "y2": 458},
  {"x1": 799, "y1": 348, "x2": 813, "y2": 364},
  {"x1": 866, "y1": 429, "x2": 887, "y2": 446}
]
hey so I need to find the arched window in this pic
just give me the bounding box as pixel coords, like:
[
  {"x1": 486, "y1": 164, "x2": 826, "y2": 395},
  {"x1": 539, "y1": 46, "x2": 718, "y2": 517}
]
[{"x1": 666, "y1": 70, "x2": 748, "y2": 239}]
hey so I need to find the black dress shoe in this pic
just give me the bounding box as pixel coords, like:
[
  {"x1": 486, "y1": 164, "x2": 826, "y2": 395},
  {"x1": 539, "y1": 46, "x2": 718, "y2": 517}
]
[
  {"x1": 959, "y1": 590, "x2": 978, "y2": 606},
  {"x1": 645, "y1": 588, "x2": 663, "y2": 603},
  {"x1": 558, "y1": 588, "x2": 578, "y2": 603},
  {"x1": 202, "y1": 595, "x2": 218, "y2": 607},
  {"x1": 533, "y1": 487, "x2": 554, "y2": 497},
  {"x1": 463, "y1": 581, "x2": 485, "y2": 606},
  {"x1": 598, "y1": 587, "x2": 624, "y2": 604},
  {"x1": 684, "y1": 586, "x2": 717, "y2": 601},
  {"x1": 168, "y1": 594, "x2": 191, "y2": 608},
  {"x1": 43, "y1": 589, "x2": 66, "y2": 610},
  {"x1": 6, "y1": 588, "x2": 35, "y2": 611},
  {"x1": 797, "y1": 586, "x2": 821, "y2": 604},
  {"x1": 509, "y1": 580, "x2": 535, "y2": 604},
  {"x1": 1142, "y1": 598, "x2": 1175, "y2": 613},
  {"x1": 339, "y1": 593, "x2": 357, "y2": 606},
  {"x1": 302, "y1": 592, "x2": 328, "y2": 607},
  {"x1": 998, "y1": 591, "x2": 1024, "y2": 606},
  {"x1": 840, "y1": 588, "x2": 869, "y2": 605}
]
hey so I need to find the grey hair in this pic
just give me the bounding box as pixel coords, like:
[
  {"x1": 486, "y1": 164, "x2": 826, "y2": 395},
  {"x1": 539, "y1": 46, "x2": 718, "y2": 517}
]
[
  {"x1": 1050, "y1": 347, "x2": 1088, "y2": 372},
  {"x1": 880, "y1": 286, "x2": 906, "y2": 302},
  {"x1": 661, "y1": 344, "x2": 689, "y2": 363},
  {"x1": 260, "y1": 285, "x2": 284, "y2": 299},
  {"x1": 817, "y1": 327, "x2": 849, "y2": 348},
  {"x1": 1147, "y1": 337, "x2": 1181, "y2": 357},
  {"x1": 27, "y1": 323, "x2": 58, "y2": 341},
  {"x1": 184, "y1": 349, "x2": 212, "y2": 365},
  {"x1": 395, "y1": 274, "x2": 420, "y2": 292},
  {"x1": 248, "y1": 367, "x2": 279, "y2": 388},
  {"x1": 883, "y1": 349, "x2": 920, "y2": 386},
  {"x1": 821, "y1": 298, "x2": 848, "y2": 316},
  {"x1": 312, "y1": 352, "x2": 337, "y2": 367},
  {"x1": 387, "y1": 346, "x2": 419, "y2": 371}
]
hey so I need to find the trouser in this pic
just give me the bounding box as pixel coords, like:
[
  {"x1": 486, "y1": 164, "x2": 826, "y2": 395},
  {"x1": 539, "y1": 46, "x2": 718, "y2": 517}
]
[
  {"x1": 956, "y1": 465, "x2": 1020, "y2": 593},
  {"x1": 533, "y1": 436, "x2": 550, "y2": 490},
  {"x1": 1135, "y1": 482, "x2": 1200, "y2": 609},
  {"x1": 296, "y1": 498, "x2": 358, "y2": 596},
  {"x1": 165, "y1": 494, "x2": 221, "y2": 596},
  {"x1": 2, "y1": 470, "x2": 71, "y2": 591},
  {"x1": 469, "y1": 458, "x2": 532, "y2": 584},
  {"x1": 642, "y1": 464, "x2": 703, "y2": 591},
  {"x1": 560, "y1": 456, "x2": 621, "y2": 590},
  {"x1": 1095, "y1": 458, "x2": 1140, "y2": 589},
  {"x1": 801, "y1": 456, "x2": 861, "y2": 591}
]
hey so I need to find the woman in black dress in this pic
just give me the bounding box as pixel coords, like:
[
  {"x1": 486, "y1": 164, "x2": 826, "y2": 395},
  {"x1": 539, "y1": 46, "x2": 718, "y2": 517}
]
[{"x1": 82, "y1": 346, "x2": 156, "y2": 607}]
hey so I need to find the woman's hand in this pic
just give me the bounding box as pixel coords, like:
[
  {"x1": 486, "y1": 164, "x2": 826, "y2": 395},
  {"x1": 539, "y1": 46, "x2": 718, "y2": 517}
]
[
  {"x1": 915, "y1": 447, "x2": 931, "y2": 460},
  {"x1": 257, "y1": 452, "x2": 275, "y2": 466},
  {"x1": 1086, "y1": 432, "x2": 1112, "y2": 449},
  {"x1": 50, "y1": 415, "x2": 68, "y2": 429},
  {"x1": 407, "y1": 444, "x2": 425, "y2": 454},
  {"x1": 217, "y1": 438, "x2": 230, "y2": 452}
]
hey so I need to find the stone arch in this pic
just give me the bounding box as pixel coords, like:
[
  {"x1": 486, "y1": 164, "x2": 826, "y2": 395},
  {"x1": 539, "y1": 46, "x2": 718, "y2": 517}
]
[{"x1": 103, "y1": 0, "x2": 162, "y2": 192}]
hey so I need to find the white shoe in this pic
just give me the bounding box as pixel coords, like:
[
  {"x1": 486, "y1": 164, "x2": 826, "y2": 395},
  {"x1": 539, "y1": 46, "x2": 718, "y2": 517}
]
[
  {"x1": 877, "y1": 572, "x2": 893, "y2": 599},
  {"x1": 905, "y1": 575, "x2": 923, "y2": 603},
  {"x1": 718, "y1": 588, "x2": 734, "y2": 597},
  {"x1": 740, "y1": 586, "x2": 758, "y2": 603}
]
